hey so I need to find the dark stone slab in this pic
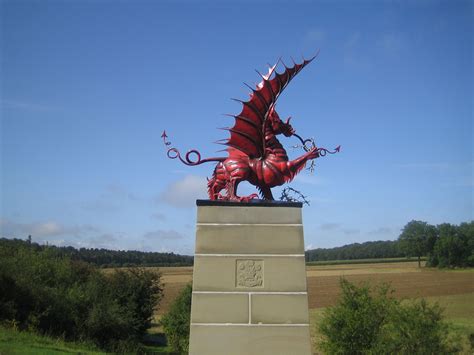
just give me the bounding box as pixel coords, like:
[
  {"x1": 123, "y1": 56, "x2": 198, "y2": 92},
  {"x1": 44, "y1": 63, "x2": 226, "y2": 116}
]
[{"x1": 196, "y1": 199, "x2": 303, "y2": 208}]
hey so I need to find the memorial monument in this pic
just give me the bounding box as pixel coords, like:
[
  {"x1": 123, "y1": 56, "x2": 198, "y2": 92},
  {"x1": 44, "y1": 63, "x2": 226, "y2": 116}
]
[{"x1": 164, "y1": 55, "x2": 339, "y2": 354}]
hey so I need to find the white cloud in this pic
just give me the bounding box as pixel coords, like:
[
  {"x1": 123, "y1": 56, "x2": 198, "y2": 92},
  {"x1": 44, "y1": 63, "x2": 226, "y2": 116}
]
[
  {"x1": 158, "y1": 175, "x2": 208, "y2": 208},
  {"x1": 0, "y1": 218, "x2": 97, "y2": 238},
  {"x1": 0, "y1": 219, "x2": 127, "y2": 249}
]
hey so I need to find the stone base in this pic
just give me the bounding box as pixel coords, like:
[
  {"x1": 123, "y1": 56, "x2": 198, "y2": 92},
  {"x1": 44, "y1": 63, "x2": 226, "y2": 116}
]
[{"x1": 189, "y1": 200, "x2": 311, "y2": 355}]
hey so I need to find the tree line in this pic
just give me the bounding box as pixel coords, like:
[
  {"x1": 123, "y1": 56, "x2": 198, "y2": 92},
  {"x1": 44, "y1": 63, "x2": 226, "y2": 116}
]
[
  {"x1": 4, "y1": 219, "x2": 472, "y2": 269},
  {"x1": 305, "y1": 220, "x2": 473, "y2": 268},
  {"x1": 0, "y1": 238, "x2": 193, "y2": 267},
  {"x1": 305, "y1": 240, "x2": 403, "y2": 262}
]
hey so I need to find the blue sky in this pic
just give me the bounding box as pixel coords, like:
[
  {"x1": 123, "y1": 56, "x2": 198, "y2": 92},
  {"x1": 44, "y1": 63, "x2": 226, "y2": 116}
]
[{"x1": 1, "y1": 0, "x2": 472, "y2": 254}]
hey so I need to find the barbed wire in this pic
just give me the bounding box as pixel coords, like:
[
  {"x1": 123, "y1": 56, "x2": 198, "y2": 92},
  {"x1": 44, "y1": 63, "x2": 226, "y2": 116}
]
[{"x1": 279, "y1": 186, "x2": 310, "y2": 205}]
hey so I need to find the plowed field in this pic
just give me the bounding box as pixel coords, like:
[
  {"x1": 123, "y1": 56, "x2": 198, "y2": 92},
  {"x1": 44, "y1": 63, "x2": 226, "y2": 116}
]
[{"x1": 153, "y1": 261, "x2": 474, "y2": 314}]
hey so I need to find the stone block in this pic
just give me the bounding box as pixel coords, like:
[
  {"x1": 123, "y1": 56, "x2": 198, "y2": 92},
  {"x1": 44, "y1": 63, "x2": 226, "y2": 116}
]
[
  {"x1": 195, "y1": 224, "x2": 304, "y2": 254},
  {"x1": 251, "y1": 294, "x2": 309, "y2": 324},
  {"x1": 189, "y1": 324, "x2": 312, "y2": 355},
  {"x1": 191, "y1": 293, "x2": 249, "y2": 324},
  {"x1": 192, "y1": 255, "x2": 307, "y2": 292},
  {"x1": 197, "y1": 205, "x2": 302, "y2": 224}
]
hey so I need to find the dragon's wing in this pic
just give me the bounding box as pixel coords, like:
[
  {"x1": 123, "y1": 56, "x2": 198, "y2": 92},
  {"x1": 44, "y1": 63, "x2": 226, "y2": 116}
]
[{"x1": 222, "y1": 56, "x2": 317, "y2": 159}]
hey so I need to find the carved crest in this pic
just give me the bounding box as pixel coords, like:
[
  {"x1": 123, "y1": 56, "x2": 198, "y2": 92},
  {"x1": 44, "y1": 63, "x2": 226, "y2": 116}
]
[{"x1": 236, "y1": 259, "x2": 263, "y2": 288}]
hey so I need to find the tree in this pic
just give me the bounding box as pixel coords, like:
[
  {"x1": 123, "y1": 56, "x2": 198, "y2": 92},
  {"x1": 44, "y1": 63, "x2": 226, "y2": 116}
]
[
  {"x1": 429, "y1": 222, "x2": 474, "y2": 268},
  {"x1": 398, "y1": 220, "x2": 437, "y2": 267}
]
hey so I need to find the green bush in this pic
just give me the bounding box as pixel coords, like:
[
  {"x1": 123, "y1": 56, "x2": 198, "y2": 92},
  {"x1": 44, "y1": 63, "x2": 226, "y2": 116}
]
[
  {"x1": 161, "y1": 284, "x2": 192, "y2": 353},
  {"x1": 319, "y1": 279, "x2": 395, "y2": 354},
  {"x1": 376, "y1": 298, "x2": 460, "y2": 354},
  {"x1": 0, "y1": 244, "x2": 163, "y2": 351},
  {"x1": 319, "y1": 279, "x2": 460, "y2": 354}
]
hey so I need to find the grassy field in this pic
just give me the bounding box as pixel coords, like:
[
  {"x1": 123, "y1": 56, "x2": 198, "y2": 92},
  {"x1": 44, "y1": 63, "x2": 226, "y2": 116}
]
[{"x1": 0, "y1": 326, "x2": 105, "y2": 355}]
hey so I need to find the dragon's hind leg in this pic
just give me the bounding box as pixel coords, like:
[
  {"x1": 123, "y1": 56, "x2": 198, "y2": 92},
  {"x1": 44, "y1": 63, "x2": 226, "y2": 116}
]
[
  {"x1": 226, "y1": 178, "x2": 258, "y2": 202},
  {"x1": 208, "y1": 163, "x2": 226, "y2": 200}
]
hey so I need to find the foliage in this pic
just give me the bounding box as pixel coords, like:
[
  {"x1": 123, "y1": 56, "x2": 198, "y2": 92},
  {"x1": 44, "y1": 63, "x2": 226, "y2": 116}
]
[
  {"x1": 397, "y1": 221, "x2": 473, "y2": 269},
  {"x1": 318, "y1": 279, "x2": 395, "y2": 354},
  {"x1": 0, "y1": 237, "x2": 193, "y2": 268},
  {"x1": 0, "y1": 242, "x2": 163, "y2": 351},
  {"x1": 428, "y1": 222, "x2": 474, "y2": 268},
  {"x1": 375, "y1": 299, "x2": 461, "y2": 354},
  {"x1": 398, "y1": 220, "x2": 437, "y2": 267},
  {"x1": 161, "y1": 284, "x2": 192, "y2": 353},
  {"x1": 319, "y1": 279, "x2": 460, "y2": 355},
  {"x1": 306, "y1": 240, "x2": 404, "y2": 262}
]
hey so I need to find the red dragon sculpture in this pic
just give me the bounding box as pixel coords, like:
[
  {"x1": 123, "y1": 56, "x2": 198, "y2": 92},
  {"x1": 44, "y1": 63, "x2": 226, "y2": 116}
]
[{"x1": 163, "y1": 55, "x2": 339, "y2": 202}]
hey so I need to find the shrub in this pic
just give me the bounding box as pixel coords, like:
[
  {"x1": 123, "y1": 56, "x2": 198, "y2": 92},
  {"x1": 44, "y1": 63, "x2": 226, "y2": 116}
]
[
  {"x1": 161, "y1": 284, "x2": 192, "y2": 353},
  {"x1": 318, "y1": 278, "x2": 395, "y2": 354},
  {"x1": 319, "y1": 278, "x2": 460, "y2": 354},
  {"x1": 376, "y1": 298, "x2": 461, "y2": 354},
  {"x1": 0, "y1": 244, "x2": 163, "y2": 351}
]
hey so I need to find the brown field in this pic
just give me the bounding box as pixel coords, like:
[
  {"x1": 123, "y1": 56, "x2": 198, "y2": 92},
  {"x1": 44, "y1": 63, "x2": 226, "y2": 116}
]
[{"x1": 150, "y1": 261, "x2": 474, "y2": 315}]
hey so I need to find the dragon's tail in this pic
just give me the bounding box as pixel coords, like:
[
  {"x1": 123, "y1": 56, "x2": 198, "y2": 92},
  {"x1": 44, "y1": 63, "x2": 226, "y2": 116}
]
[
  {"x1": 162, "y1": 130, "x2": 226, "y2": 166},
  {"x1": 167, "y1": 148, "x2": 226, "y2": 166}
]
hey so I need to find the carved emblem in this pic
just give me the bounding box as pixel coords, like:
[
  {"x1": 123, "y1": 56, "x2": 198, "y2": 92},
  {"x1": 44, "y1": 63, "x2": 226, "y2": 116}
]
[{"x1": 236, "y1": 259, "x2": 263, "y2": 288}]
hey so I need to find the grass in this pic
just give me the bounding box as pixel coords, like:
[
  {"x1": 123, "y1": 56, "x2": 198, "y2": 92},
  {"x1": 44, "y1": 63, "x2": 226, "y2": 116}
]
[
  {"x1": 0, "y1": 324, "x2": 177, "y2": 355},
  {"x1": 0, "y1": 325, "x2": 105, "y2": 355},
  {"x1": 424, "y1": 293, "x2": 474, "y2": 354}
]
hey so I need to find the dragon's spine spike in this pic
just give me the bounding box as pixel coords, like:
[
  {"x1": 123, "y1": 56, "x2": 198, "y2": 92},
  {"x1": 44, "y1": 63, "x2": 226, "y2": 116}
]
[
  {"x1": 244, "y1": 82, "x2": 269, "y2": 110},
  {"x1": 232, "y1": 98, "x2": 265, "y2": 123},
  {"x1": 229, "y1": 128, "x2": 261, "y2": 147},
  {"x1": 234, "y1": 114, "x2": 260, "y2": 130},
  {"x1": 243, "y1": 82, "x2": 254, "y2": 91},
  {"x1": 214, "y1": 138, "x2": 229, "y2": 144}
]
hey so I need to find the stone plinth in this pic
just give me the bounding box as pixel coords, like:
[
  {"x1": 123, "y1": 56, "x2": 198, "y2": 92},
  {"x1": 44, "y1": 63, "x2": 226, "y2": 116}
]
[{"x1": 189, "y1": 200, "x2": 311, "y2": 355}]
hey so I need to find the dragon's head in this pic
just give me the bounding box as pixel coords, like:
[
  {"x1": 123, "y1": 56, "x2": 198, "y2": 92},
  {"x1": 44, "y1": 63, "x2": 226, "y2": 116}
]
[{"x1": 268, "y1": 106, "x2": 295, "y2": 137}]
